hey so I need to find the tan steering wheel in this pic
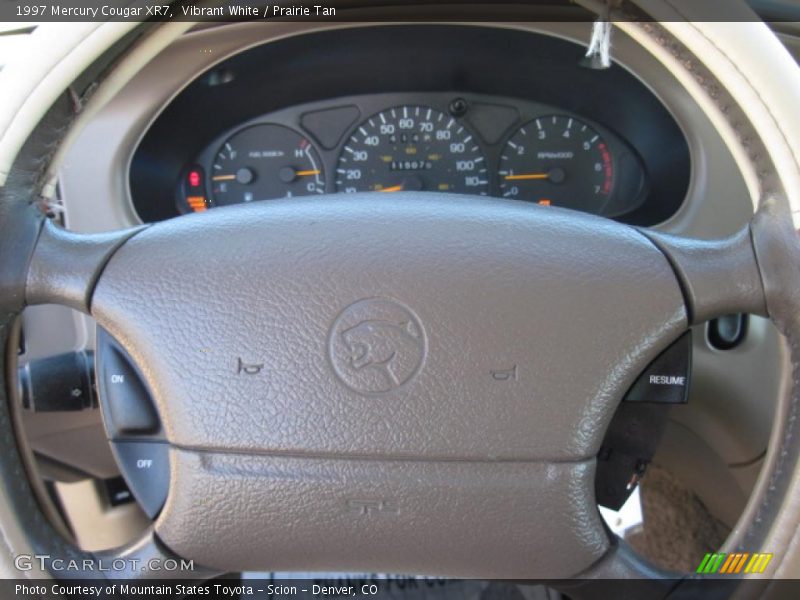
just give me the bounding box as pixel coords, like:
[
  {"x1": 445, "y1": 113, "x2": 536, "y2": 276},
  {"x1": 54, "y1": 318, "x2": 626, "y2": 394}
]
[{"x1": 0, "y1": 2, "x2": 799, "y2": 598}]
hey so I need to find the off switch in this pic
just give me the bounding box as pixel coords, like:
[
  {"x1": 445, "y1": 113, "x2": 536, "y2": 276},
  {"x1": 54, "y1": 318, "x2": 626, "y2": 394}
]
[
  {"x1": 624, "y1": 332, "x2": 691, "y2": 404},
  {"x1": 112, "y1": 442, "x2": 169, "y2": 518}
]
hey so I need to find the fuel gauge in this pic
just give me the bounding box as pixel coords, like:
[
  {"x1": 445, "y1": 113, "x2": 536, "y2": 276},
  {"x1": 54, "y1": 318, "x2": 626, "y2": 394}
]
[{"x1": 210, "y1": 124, "x2": 325, "y2": 206}]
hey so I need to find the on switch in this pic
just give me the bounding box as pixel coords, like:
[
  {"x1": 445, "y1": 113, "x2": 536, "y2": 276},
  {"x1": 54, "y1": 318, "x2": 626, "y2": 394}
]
[{"x1": 98, "y1": 333, "x2": 160, "y2": 435}]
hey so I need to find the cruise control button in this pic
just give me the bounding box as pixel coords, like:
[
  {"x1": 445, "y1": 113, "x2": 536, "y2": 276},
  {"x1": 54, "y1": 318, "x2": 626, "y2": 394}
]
[
  {"x1": 100, "y1": 345, "x2": 159, "y2": 434},
  {"x1": 112, "y1": 441, "x2": 169, "y2": 518},
  {"x1": 624, "y1": 331, "x2": 691, "y2": 404}
]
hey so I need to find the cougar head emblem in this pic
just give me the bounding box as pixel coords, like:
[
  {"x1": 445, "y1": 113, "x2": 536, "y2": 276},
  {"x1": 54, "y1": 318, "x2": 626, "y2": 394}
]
[
  {"x1": 328, "y1": 299, "x2": 427, "y2": 394},
  {"x1": 341, "y1": 319, "x2": 421, "y2": 388}
]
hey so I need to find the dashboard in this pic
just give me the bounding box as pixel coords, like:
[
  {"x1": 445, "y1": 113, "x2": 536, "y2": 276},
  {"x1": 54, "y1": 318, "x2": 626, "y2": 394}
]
[
  {"x1": 37, "y1": 14, "x2": 796, "y2": 563},
  {"x1": 130, "y1": 25, "x2": 690, "y2": 225}
]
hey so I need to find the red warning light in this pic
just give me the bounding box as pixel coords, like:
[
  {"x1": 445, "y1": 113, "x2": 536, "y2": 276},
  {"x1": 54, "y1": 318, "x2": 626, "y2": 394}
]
[{"x1": 188, "y1": 170, "x2": 201, "y2": 188}]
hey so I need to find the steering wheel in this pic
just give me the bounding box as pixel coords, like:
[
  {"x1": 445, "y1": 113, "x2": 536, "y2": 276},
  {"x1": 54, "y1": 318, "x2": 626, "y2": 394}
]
[{"x1": 0, "y1": 3, "x2": 799, "y2": 598}]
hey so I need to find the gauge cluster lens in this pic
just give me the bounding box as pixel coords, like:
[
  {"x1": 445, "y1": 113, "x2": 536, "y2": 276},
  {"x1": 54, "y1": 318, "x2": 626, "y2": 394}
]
[
  {"x1": 335, "y1": 106, "x2": 489, "y2": 196},
  {"x1": 210, "y1": 124, "x2": 325, "y2": 206},
  {"x1": 187, "y1": 99, "x2": 649, "y2": 221},
  {"x1": 498, "y1": 116, "x2": 614, "y2": 214}
]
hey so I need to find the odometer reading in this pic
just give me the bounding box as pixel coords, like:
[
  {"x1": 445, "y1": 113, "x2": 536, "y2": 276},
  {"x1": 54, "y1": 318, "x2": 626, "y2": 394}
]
[
  {"x1": 335, "y1": 106, "x2": 489, "y2": 196},
  {"x1": 498, "y1": 115, "x2": 615, "y2": 214}
]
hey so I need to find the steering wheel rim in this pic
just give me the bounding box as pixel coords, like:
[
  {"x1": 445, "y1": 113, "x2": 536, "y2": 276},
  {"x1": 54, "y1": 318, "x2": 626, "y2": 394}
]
[{"x1": 0, "y1": 3, "x2": 798, "y2": 597}]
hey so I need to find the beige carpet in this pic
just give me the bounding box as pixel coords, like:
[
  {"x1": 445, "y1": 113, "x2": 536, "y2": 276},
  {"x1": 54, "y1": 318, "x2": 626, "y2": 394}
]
[{"x1": 626, "y1": 465, "x2": 730, "y2": 573}]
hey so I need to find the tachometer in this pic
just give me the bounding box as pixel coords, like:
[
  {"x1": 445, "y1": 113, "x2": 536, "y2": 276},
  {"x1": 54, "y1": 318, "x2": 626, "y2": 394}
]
[
  {"x1": 498, "y1": 115, "x2": 614, "y2": 213},
  {"x1": 210, "y1": 124, "x2": 325, "y2": 206},
  {"x1": 335, "y1": 106, "x2": 489, "y2": 196}
]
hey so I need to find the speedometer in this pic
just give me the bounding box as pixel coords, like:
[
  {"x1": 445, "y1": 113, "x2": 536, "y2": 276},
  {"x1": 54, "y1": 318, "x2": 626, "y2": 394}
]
[{"x1": 335, "y1": 106, "x2": 489, "y2": 196}]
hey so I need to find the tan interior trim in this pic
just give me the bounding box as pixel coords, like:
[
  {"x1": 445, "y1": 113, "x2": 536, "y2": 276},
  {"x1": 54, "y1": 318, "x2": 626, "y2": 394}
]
[
  {"x1": 0, "y1": 23, "x2": 139, "y2": 187},
  {"x1": 39, "y1": 20, "x2": 196, "y2": 199},
  {"x1": 2, "y1": 0, "x2": 800, "y2": 583}
]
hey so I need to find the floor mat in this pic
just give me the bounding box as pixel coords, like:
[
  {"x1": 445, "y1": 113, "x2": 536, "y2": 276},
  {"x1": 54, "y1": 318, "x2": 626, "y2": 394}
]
[{"x1": 626, "y1": 465, "x2": 730, "y2": 573}]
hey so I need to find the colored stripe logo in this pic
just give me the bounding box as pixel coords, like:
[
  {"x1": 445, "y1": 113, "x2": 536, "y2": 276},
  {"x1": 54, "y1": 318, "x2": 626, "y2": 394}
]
[{"x1": 696, "y1": 552, "x2": 773, "y2": 574}]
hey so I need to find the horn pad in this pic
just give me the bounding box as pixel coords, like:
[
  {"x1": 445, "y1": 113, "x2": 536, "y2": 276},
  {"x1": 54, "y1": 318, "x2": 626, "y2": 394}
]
[{"x1": 91, "y1": 193, "x2": 687, "y2": 576}]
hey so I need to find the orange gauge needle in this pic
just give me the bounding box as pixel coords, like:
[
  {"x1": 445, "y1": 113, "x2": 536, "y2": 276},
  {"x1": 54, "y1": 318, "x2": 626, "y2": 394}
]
[
  {"x1": 295, "y1": 170, "x2": 320, "y2": 177},
  {"x1": 503, "y1": 173, "x2": 549, "y2": 181},
  {"x1": 378, "y1": 185, "x2": 404, "y2": 193},
  {"x1": 212, "y1": 174, "x2": 236, "y2": 181}
]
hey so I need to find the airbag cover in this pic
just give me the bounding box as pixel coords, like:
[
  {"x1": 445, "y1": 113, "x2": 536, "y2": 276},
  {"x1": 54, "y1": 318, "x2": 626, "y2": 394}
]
[{"x1": 92, "y1": 194, "x2": 686, "y2": 461}]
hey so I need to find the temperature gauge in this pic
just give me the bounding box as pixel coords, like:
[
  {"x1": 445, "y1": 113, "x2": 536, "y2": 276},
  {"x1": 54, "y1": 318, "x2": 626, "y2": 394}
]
[{"x1": 210, "y1": 124, "x2": 325, "y2": 206}]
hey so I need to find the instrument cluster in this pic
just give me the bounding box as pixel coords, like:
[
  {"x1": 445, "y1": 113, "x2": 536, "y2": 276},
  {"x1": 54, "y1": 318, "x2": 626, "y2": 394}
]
[
  {"x1": 179, "y1": 92, "x2": 647, "y2": 219},
  {"x1": 130, "y1": 25, "x2": 690, "y2": 225}
]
